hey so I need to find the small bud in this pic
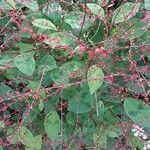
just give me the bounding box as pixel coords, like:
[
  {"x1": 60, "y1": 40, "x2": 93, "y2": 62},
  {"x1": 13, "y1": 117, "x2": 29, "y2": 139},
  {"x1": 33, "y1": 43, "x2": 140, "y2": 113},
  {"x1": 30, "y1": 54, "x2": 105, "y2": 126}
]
[
  {"x1": 79, "y1": 45, "x2": 86, "y2": 52},
  {"x1": 95, "y1": 48, "x2": 103, "y2": 53}
]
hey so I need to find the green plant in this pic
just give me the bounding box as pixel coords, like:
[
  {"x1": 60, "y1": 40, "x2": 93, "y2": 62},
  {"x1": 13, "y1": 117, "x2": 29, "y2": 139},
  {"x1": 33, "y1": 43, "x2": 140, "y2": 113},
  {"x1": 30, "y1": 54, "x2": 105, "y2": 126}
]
[{"x1": 0, "y1": 0, "x2": 150, "y2": 149}]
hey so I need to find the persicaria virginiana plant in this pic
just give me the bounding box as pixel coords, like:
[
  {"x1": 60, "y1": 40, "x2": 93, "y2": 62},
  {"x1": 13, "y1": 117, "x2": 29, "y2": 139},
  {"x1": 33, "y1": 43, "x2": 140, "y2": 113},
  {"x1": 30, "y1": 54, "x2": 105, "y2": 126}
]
[{"x1": 0, "y1": 0, "x2": 150, "y2": 149}]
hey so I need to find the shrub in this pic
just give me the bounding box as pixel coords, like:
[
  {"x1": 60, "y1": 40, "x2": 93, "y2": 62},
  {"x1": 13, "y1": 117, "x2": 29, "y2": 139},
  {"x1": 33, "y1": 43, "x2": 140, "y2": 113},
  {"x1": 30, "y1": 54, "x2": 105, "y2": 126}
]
[{"x1": 0, "y1": 0, "x2": 150, "y2": 149}]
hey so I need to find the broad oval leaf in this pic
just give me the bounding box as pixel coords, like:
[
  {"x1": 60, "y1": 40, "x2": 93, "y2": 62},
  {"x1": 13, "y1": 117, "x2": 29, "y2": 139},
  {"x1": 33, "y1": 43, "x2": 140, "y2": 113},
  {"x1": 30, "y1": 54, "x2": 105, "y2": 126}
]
[
  {"x1": 22, "y1": 104, "x2": 41, "y2": 125},
  {"x1": 112, "y1": 2, "x2": 140, "y2": 24},
  {"x1": 18, "y1": 127, "x2": 42, "y2": 149},
  {"x1": 21, "y1": 0, "x2": 38, "y2": 11},
  {"x1": 144, "y1": 0, "x2": 150, "y2": 10},
  {"x1": 114, "y1": 18, "x2": 147, "y2": 40},
  {"x1": 5, "y1": 0, "x2": 16, "y2": 10},
  {"x1": 37, "y1": 55, "x2": 57, "y2": 72},
  {"x1": 14, "y1": 53, "x2": 35, "y2": 76},
  {"x1": 87, "y1": 3, "x2": 104, "y2": 18},
  {"x1": 68, "y1": 100, "x2": 91, "y2": 114},
  {"x1": 44, "y1": 32, "x2": 75, "y2": 48},
  {"x1": 7, "y1": 126, "x2": 18, "y2": 144},
  {"x1": 44, "y1": 111, "x2": 61, "y2": 140},
  {"x1": 93, "y1": 133, "x2": 107, "y2": 149},
  {"x1": 61, "y1": 61, "x2": 85, "y2": 73},
  {"x1": 65, "y1": 11, "x2": 93, "y2": 32},
  {"x1": 50, "y1": 68, "x2": 69, "y2": 85},
  {"x1": 28, "y1": 135, "x2": 42, "y2": 150},
  {"x1": 124, "y1": 98, "x2": 150, "y2": 128},
  {"x1": 16, "y1": 43, "x2": 34, "y2": 53},
  {"x1": 32, "y1": 19, "x2": 57, "y2": 30},
  {"x1": 42, "y1": 2, "x2": 62, "y2": 21},
  {"x1": 0, "y1": 54, "x2": 12, "y2": 70},
  {"x1": 68, "y1": 93, "x2": 93, "y2": 114},
  {"x1": 0, "y1": 84, "x2": 13, "y2": 96},
  {"x1": 87, "y1": 65, "x2": 104, "y2": 95},
  {"x1": 18, "y1": 126, "x2": 34, "y2": 146}
]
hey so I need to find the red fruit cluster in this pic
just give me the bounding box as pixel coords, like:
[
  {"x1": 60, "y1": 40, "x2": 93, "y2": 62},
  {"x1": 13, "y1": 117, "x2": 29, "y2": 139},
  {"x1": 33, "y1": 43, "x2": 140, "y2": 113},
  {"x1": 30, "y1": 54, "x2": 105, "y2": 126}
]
[
  {"x1": 87, "y1": 51, "x2": 96, "y2": 59},
  {"x1": 94, "y1": 47, "x2": 112, "y2": 58},
  {"x1": 9, "y1": 10, "x2": 22, "y2": 27},
  {"x1": 79, "y1": 45, "x2": 113, "y2": 59},
  {"x1": 21, "y1": 27, "x2": 34, "y2": 34},
  {"x1": 79, "y1": 45, "x2": 86, "y2": 52},
  {"x1": 0, "y1": 9, "x2": 4, "y2": 14}
]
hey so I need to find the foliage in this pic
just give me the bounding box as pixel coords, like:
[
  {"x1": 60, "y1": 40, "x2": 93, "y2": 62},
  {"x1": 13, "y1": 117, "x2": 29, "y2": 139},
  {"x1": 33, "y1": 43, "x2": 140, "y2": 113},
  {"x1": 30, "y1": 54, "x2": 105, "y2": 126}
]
[{"x1": 0, "y1": 0, "x2": 150, "y2": 149}]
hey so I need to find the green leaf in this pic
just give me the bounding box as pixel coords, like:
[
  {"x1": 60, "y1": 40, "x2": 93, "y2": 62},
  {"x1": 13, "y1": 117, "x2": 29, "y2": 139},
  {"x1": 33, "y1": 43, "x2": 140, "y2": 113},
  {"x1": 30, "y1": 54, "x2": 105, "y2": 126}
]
[
  {"x1": 16, "y1": 43, "x2": 34, "y2": 53},
  {"x1": 114, "y1": 18, "x2": 147, "y2": 40},
  {"x1": 0, "y1": 54, "x2": 12, "y2": 69},
  {"x1": 68, "y1": 95, "x2": 92, "y2": 114},
  {"x1": 14, "y1": 53, "x2": 35, "y2": 76},
  {"x1": 26, "y1": 135, "x2": 42, "y2": 149},
  {"x1": 129, "y1": 136, "x2": 144, "y2": 150},
  {"x1": 126, "y1": 80, "x2": 145, "y2": 94},
  {"x1": 98, "y1": 0, "x2": 109, "y2": 5},
  {"x1": 112, "y1": 2, "x2": 140, "y2": 24},
  {"x1": 66, "y1": 112, "x2": 76, "y2": 125},
  {"x1": 61, "y1": 61, "x2": 85, "y2": 73},
  {"x1": 18, "y1": 126, "x2": 34, "y2": 146},
  {"x1": 32, "y1": 135, "x2": 42, "y2": 149},
  {"x1": 65, "y1": 11, "x2": 93, "y2": 32},
  {"x1": 124, "y1": 98, "x2": 150, "y2": 128},
  {"x1": 42, "y1": 2, "x2": 62, "y2": 21},
  {"x1": 93, "y1": 133, "x2": 107, "y2": 149},
  {"x1": 25, "y1": 147, "x2": 33, "y2": 150},
  {"x1": 21, "y1": 0, "x2": 38, "y2": 11},
  {"x1": 83, "y1": 119, "x2": 95, "y2": 134},
  {"x1": 39, "y1": 100, "x2": 44, "y2": 111},
  {"x1": 37, "y1": 0, "x2": 46, "y2": 6},
  {"x1": 7, "y1": 126, "x2": 18, "y2": 144},
  {"x1": 87, "y1": 65, "x2": 104, "y2": 95},
  {"x1": 44, "y1": 111, "x2": 61, "y2": 140},
  {"x1": 144, "y1": 0, "x2": 150, "y2": 10},
  {"x1": 0, "y1": 121, "x2": 4, "y2": 129},
  {"x1": 0, "y1": 0, "x2": 16, "y2": 10},
  {"x1": 17, "y1": 127, "x2": 42, "y2": 149},
  {"x1": 62, "y1": 86, "x2": 77, "y2": 100},
  {"x1": 44, "y1": 32, "x2": 75, "y2": 48},
  {"x1": 50, "y1": 68, "x2": 69, "y2": 85},
  {"x1": 37, "y1": 55, "x2": 57, "y2": 72},
  {"x1": 22, "y1": 104, "x2": 41, "y2": 125},
  {"x1": 0, "y1": 145, "x2": 3, "y2": 150},
  {"x1": 83, "y1": 119, "x2": 95, "y2": 145},
  {"x1": 28, "y1": 81, "x2": 39, "y2": 90},
  {"x1": 86, "y1": 3, "x2": 104, "y2": 18},
  {"x1": 106, "y1": 126, "x2": 121, "y2": 138},
  {"x1": 25, "y1": 135, "x2": 42, "y2": 150},
  {"x1": 5, "y1": 0, "x2": 16, "y2": 10},
  {"x1": 68, "y1": 100, "x2": 91, "y2": 114},
  {"x1": 0, "y1": 84, "x2": 13, "y2": 96},
  {"x1": 32, "y1": 19, "x2": 57, "y2": 30}
]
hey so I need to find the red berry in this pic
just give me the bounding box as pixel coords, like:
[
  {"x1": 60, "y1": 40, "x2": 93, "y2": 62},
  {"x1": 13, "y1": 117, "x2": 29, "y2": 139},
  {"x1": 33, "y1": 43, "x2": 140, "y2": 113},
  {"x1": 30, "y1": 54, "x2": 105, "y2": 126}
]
[
  {"x1": 95, "y1": 48, "x2": 102, "y2": 53},
  {"x1": 88, "y1": 51, "x2": 96, "y2": 59},
  {"x1": 0, "y1": 9, "x2": 4, "y2": 14},
  {"x1": 79, "y1": 45, "x2": 86, "y2": 52}
]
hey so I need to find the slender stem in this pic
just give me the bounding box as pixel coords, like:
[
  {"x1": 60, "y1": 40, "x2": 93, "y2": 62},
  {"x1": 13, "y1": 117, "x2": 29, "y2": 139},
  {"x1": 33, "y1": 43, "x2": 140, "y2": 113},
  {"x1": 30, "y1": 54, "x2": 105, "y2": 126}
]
[{"x1": 95, "y1": 92, "x2": 99, "y2": 116}]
